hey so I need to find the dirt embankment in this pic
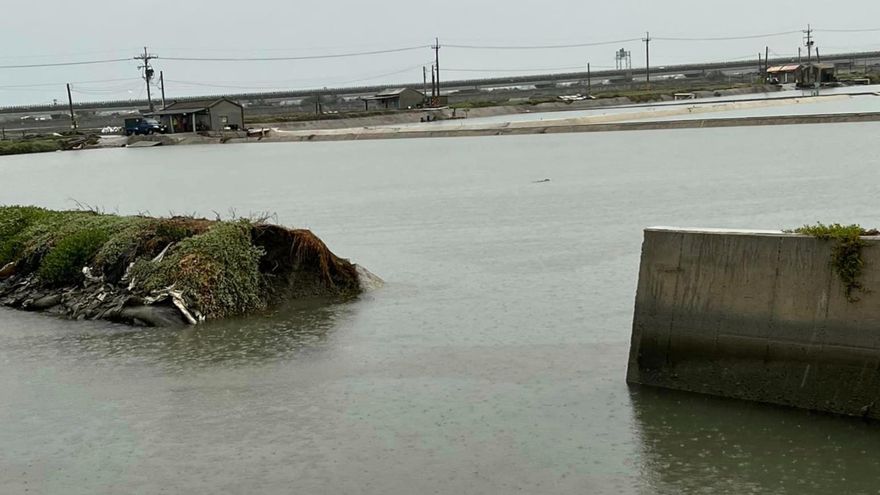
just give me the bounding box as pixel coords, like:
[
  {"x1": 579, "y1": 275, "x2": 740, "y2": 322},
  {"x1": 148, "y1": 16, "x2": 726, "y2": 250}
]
[
  {"x1": 253, "y1": 86, "x2": 774, "y2": 131},
  {"x1": 0, "y1": 207, "x2": 374, "y2": 327}
]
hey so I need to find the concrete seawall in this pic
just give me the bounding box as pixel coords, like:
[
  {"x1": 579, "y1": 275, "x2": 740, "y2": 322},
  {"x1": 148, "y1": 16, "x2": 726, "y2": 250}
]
[{"x1": 626, "y1": 228, "x2": 880, "y2": 420}]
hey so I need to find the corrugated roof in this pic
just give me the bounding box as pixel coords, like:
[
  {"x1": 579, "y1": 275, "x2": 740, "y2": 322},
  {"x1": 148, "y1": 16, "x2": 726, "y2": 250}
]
[
  {"x1": 766, "y1": 64, "x2": 802, "y2": 73},
  {"x1": 149, "y1": 108, "x2": 207, "y2": 115},
  {"x1": 161, "y1": 98, "x2": 242, "y2": 111},
  {"x1": 375, "y1": 88, "x2": 409, "y2": 96}
]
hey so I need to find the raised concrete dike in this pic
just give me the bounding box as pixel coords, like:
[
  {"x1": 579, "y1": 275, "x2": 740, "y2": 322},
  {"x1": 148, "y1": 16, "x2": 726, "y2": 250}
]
[{"x1": 626, "y1": 228, "x2": 880, "y2": 420}]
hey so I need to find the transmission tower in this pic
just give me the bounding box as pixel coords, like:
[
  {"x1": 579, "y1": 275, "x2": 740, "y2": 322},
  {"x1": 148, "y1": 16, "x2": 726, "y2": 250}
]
[{"x1": 615, "y1": 48, "x2": 632, "y2": 70}]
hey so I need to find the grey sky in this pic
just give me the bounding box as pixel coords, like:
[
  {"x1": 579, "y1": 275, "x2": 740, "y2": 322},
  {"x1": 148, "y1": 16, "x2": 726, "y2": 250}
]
[{"x1": 1, "y1": 0, "x2": 879, "y2": 105}]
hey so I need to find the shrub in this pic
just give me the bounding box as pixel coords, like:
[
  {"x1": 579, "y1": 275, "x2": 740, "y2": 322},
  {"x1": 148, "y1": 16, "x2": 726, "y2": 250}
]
[
  {"x1": 38, "y1": 228, "x2": 110, "y2": 285},
  {"x1": 131, "y1": 221, "x2": 266, "y2": 318},
  {"x1": 0, "y1": 139, "x2": 61, "y2": 156},
  {"x1": 792, "y1": 223, "x2": 869, "y2": 302}
]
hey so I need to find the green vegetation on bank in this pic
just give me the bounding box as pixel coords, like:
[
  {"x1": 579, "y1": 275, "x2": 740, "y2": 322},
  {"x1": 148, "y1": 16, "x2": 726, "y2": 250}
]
[
  {"x1": 791, "y1": 223, "x2": 877, "y2": 302},
  {"x1": 130, "y1": 221, "x2": 266, "y2": 318},
  {"x1": 0, "y1": 139, "x2": 62, "y2": 156},
  {"x1": 0, "y1": 206, "x2": 361, "y2": 320},
  {"x1": 245, "y1": 109, "x2": 396, "y2": 124},
  {"x1": 836, "y1": 71, "x2": 880, "y2": 85},
  {"x1": 0, "y1": 133, "x2": 98, "y2": 157},
  {"x1": 450, "y1": 83, "x2": 754, "y2": 109}
]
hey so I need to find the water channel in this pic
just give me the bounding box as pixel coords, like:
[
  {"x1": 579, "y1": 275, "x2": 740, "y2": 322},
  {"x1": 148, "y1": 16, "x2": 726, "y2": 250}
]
[{"x1": 1, "y1": 124, "x2": 879, "y2": 493}]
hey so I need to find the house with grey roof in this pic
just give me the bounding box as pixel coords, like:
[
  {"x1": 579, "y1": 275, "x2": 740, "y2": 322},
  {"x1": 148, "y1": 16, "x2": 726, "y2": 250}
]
[
  {"x1": 361, "y1": 88, "x2": 426, "y2": 110},
  {"x1": 149, "y1": 98, "x2": 244, "y2": 133}
]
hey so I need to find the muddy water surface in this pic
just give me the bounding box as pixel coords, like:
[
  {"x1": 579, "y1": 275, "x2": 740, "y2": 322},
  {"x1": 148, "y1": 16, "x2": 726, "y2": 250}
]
[{"x1": 2, "y1": 124, "x2": 880, "y2": 494}]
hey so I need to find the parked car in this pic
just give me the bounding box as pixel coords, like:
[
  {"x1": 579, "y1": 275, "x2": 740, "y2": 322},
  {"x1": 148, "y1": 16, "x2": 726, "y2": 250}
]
[{"x1": 123, "y1": 118, "x2": 167, "y2": 136}]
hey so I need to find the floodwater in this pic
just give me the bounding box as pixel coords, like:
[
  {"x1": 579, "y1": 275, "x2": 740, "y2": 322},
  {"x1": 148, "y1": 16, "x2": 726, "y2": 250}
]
[{"x1": 2, "y1": 124, "x2": 880, "y2": 494}]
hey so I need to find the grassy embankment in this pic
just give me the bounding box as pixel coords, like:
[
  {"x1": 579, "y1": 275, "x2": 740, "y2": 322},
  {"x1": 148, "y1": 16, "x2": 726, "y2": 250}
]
[
  {"x1": 0, "y1": 134, "x2": 98, "y2": 157},
  {"x1": 245, "y1": 109, "x2": 397, "y2": 125},
  {"x1": 835, "y1": 72, "x2": 880, "y2": 85},
  {"x1": 0, "y1": 139, "x2": 62, "y2": 156},
  {"x1": 0, "y1": 206, "x2": 360, "y2": 320},
  {"x1": 451, "y1": 83, "x2": 756, "y2": 109},
  {"x1": 244, "y1": 83, "x2": 754, "y2": 123}
]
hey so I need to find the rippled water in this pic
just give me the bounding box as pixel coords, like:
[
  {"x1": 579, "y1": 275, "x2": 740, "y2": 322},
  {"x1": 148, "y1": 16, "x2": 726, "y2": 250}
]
[{"x1": 2, "y1": 124, "x2": 880, "y2": 494}]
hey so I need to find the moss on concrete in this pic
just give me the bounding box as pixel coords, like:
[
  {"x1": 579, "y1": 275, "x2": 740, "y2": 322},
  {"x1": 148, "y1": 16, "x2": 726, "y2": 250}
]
[{"x1": 792, "y1": 223, "x2": 873, "y2": 302}]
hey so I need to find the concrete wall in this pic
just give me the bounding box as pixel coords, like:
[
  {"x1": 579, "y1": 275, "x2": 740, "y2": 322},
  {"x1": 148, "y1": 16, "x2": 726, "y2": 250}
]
[{"x1": 627, "y1": 228, "x2": 880, "y2": 420}]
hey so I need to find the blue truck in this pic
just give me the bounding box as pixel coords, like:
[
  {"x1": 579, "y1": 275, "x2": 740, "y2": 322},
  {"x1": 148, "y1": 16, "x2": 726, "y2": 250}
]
[{"x1": 123, "y1": 117, "x2": 168, "y2": 136}]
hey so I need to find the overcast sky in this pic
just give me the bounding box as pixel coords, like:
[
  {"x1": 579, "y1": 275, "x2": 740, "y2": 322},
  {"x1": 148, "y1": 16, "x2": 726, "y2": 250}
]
[{"x1": 1, "y1": 0, "x2": 879, "y2": 105}]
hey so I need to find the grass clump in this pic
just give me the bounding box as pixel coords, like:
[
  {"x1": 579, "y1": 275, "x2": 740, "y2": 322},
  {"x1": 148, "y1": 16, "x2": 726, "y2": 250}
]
[
  {"x1": 451, "y1": 100, "x2": 506, "y2": 109},
  {"x1": 791, "y1": 223, "x2": 873, "y2": 302},
  {"x1": 0, "y1": 206, "x2": 55, "y2": 265},
  {"x1": 38, "y1": 228, "x2": 110, "y2": 285},
  {"x1": 246, "y1": 109, "x2": 395, "y2": 124},
  {"x1": 130, "y1": 221, "x2": 266, "y2": 319},
  {"x1": 0, "y1": 139, "x2": 62, "y2": 156},
  {"x1": 1, "y1": 206, "x2": 362, "y2": 322},
  {"x1": 1, "y1": 206, "x2": 169, "y2": 285}
]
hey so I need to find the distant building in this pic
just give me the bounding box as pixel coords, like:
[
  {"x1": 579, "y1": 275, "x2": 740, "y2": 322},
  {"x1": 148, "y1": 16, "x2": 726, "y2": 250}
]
[
  {"x1": 150, "y1": 98, "x2": 244, "y2": 133},
  {"x1": 362, "y1": 88, "x2": 425, "y2": 110},
  {"x1": 803, "y1": 63, "x2": 836, "y2": 85},
  {"x1": 766, "y1": 63, "x2": 836, "y2": 86},
  {"x1": 766, "y1": 64, "x2": 802, "y2": 84}
]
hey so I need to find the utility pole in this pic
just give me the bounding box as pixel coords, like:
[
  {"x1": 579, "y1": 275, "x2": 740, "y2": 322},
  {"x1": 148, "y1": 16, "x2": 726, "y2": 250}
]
[
  {"x1": 160, "y1": 71, "x2": 166, "y2": 109},
  {"x1": 642, "y1": 32, "x2": 652, "y2": 88},
  {"x1": 431, "y1": 64, "x2": 437, "y2": 98},
  {"x1": 433, "y1": 38, "x2": 441, "y2": 101},
  {"x1": 66, "y1": 83, "x2": 77, "y2": 132},
  {"x1": 804, "y1": 24, "x2": 814, "y2": 65},
  {"x1": 423, "y1": 66, "x2": 428, "y2": 103},
  {"x1": 765, "y1": 46, "x2": 769, "y2": 73},
  {"x1": 587, "y1": 62, "x2": 592, "y2": 94},
  {"x1": 134, "y1": 46, "x2": 158, "y2": 112},
  {"x1": 758, "y1": 52, "x2": 763, "y2": 77}
]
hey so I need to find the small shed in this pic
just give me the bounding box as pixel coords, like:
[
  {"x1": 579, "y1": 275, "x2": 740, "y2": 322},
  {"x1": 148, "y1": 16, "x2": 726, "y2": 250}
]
[
  {"x1": 802, "y1": 63, "x2": 836, "y2": 85},
  {"x1": 766, "y1": 64, "x2": 803, "y2": 84},
  {"x1": 150, "y1": 98, "x2": 244, "y2": 133},
  {"x1": 766, "y1": 63, "x2": 836, "y2": 86},
  {"x1": 362, "y1": 88, "x2": 425, "y2": 110}
]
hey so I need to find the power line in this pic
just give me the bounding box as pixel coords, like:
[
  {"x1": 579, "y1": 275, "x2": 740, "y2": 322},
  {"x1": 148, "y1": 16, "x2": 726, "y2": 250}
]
[
  {"x1": 654, "y1": 30, "x2": 802, "y2": 41},
  {"x1": 445, "y1": 38, "x2": 642, "y2": 50},
  {"x1": 69, "y1": 81, "x2": 144, "y2": 94},
  {"x1": 0, "y1": 77, "x2": 140, "y2": 89},
  {"x1": 815, "y1": 27, "x2": 880, "y2": 33},
  {"x1": 161, "y1": 45, "x2": 429, "y2": 62},
  {"x1": 0, "y1": 49, "x2": 141, "y2": 61},
  {"x1": 445, "y1": 65, "x2": 613, "y2": 72},
  {"x1": 164, "y1": 62, "x2": 431, "y2": 91},
  {"x1": 0, "y1": 58, "x2": 131, "y2": 70},
  {"x1": 334, "y1": 62, "x2": 432, "y2": 85}
]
